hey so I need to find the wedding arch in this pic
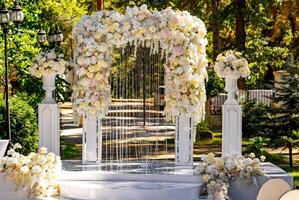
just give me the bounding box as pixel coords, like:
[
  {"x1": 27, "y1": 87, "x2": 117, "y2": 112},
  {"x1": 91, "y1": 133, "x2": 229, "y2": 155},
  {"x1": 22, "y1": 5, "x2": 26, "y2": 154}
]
[{"x1": 72, "y1": 5, "x2": 208, "y2": 124}]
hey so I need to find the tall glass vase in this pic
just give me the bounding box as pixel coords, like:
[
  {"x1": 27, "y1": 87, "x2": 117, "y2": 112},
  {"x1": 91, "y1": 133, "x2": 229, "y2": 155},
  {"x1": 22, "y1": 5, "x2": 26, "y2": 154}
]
[{"x1": 42, "y1": 74, "x2": 56, "y2": 103}]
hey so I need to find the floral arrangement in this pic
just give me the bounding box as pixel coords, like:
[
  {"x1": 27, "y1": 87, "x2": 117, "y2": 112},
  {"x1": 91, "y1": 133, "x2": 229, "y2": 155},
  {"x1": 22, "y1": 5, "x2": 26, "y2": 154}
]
[
  {"x1": 195, "y1": 153, "x2": 265, "y2": 200},
  {"x1": 214, "y1": 51, "x2": 250, "y2": 79},
  {"x1": 72, "y1": 4, "x2": 208, "y2": 123},
  {"x1": 0, "y1": 144, "x2": 61, "y2": 198},
  {"x1": 30, "y1": 50, "x2": 68, "y2": 78}
]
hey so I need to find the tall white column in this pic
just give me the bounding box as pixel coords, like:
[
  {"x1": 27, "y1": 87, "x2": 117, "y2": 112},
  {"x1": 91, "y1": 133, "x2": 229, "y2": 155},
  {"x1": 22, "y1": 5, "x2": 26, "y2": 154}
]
[
  {"x1": 38, "y1": 74, "x2": 60, "y2": 155},
  {"x1": 82, "y1": 114, "x2": 102, "y2": 164},
  {"x1": 175, "y1": 115, "x2": 194, "y2": 166},
  {"x1": 38, "y1": 104, "x2": 60, "y2": 155},
  {"x1": 222, "y1": 77, "x2": 242, "y2": 156}
]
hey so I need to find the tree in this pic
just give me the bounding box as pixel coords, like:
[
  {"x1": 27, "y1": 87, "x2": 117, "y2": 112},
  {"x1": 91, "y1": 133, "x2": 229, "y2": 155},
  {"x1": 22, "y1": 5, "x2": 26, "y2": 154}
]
[{"x1": 264, "y1": 54, "x2": 299, "y2": 168}]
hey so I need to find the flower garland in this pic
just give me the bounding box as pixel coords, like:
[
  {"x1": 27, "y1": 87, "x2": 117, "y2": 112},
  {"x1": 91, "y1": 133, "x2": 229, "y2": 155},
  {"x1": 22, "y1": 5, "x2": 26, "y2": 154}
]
[
  {"x1": 214, "y1": 51, "x2": 250, "y2": 79},
  {"x1": 0, "y1": 144, "x2": 61, "y2": 198},
  {"x1": 30, "y1": 50, "x2": 68, "y2": 78},
  {"x1": 195, "y1": 153, "x2": 265, "y2": 200},
  {"x1": 72, "y1": 4, "x2": 208, "y2": 123}
]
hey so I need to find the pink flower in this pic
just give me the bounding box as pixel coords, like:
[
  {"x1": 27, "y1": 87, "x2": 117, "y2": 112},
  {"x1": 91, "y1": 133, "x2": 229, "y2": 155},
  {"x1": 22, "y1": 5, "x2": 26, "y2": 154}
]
[
  {"x1": 170, "y1": 15, "x2": 180, "y2": 26},
  {"x1": 214, "y1": 191, "x2": 225, "y2": 200},
  {"x1": 161, "y1": 28, "x2": 172, "y2": 38},
  {"x1": 173, "y1": 46, "x2": 183, "y2": 56}
]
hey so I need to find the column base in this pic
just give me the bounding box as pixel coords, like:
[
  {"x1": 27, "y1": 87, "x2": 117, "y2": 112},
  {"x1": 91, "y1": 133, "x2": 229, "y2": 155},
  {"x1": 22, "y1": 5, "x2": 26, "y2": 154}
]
[
  {"x1": 175, "y1": 115, "x2": 194, "y2": 166},
  {"x1": 222, "y1": 103, "x2": 242, "y2": 156}
]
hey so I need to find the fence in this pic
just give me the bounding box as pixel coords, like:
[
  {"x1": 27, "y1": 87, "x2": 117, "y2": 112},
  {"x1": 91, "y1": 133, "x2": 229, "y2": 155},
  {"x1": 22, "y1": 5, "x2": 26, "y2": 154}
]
[{"x1": 210, "y1": 89, "x2": 274, "y2": 114}]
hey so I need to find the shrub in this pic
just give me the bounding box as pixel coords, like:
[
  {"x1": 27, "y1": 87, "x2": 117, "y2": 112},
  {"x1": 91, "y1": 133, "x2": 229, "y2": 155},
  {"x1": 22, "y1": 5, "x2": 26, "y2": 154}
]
[
  {"x1": 0, "y1": 95, "x2": 38, "y2": 154},
  {"x1": 196, "y1": 118, "x2": 213, "y2": 140}
]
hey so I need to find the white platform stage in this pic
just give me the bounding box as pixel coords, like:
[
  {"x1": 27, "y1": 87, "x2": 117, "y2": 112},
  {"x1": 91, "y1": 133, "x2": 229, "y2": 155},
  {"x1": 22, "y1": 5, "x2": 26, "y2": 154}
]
[{"x1": 55, "y1": 161, "x2": 293, "y2": 200}]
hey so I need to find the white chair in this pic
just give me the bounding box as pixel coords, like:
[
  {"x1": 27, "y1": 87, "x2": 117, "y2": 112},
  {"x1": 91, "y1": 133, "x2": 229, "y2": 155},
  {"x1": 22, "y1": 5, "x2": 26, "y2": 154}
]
[
  {"x1": 257, "y1": 179, "x2": 291, "y2": 200},
  {"x1": 279, "y1": 190, "x2": 299, "y2": 200}
]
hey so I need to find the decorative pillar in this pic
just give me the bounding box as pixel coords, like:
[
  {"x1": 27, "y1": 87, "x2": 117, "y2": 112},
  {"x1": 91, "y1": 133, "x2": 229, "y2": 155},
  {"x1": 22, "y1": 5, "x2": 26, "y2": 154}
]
[
  {"x1": 222, "y1": 77, "x2": 242, "y2": 156},
  {"x1": 38, "y1": 74, "x2": 60, "y2": 155},
  {"x1": 82, "y1": 114, "x2": 102, "y2": 164},
  {"x1": 175, "y1": 115, "x2": 194, "y2": 166}
]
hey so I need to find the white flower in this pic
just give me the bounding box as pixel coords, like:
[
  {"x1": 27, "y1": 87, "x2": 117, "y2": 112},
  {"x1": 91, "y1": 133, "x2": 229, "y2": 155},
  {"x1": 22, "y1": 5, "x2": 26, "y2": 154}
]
[
  {"x1": 7, "y1": 149, "x2": 15, "y2": 155},
  {"x1": 203, "y1": 174, "x2": 210, "y2": 183},
  {"x1": 13, "y1": 143, "x2": 22, "y2": 150},
  {"x1": 260, "y1": 155, "x2": 266, "y2": 162},
  {"x1": 20, "y1": 166, "x2": 29, "y2": 174},
  {"x1": 39, "y1": 147, "x2": 48, "y2": 154},
  {"x1": 249, "y1": 153, "x2": 255, "y2": 158},
  {"x1": 32, "y1": 165, "x2": 42, "y2": 174}
]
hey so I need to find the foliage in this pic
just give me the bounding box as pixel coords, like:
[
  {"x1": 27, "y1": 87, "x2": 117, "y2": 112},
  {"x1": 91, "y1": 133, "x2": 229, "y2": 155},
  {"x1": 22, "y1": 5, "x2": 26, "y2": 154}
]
[
  {"x1": 206, "y1": 68, "x2": 224, "y2": 98},
  {"x1": 244, "y1": 137, "x2": 267, "y2": 158},
  {"x1": 61, "y1": 138, "x2": 79, "y2": 159},
  {"x1": 242, "y1": 99, "x2": 269, "y2": 138},
  {"x1": 55, "y1": 76, "x2": 72, "y2": 102},
  {"x1": 0, "y1": 95, "x2": 38, "y2": 154},
  {"x1": 263, "y1": 56, "x2": 299, "y2": 168},
  {"x1": 196, "y1": 117, "x2": 213, "y2": 140}
]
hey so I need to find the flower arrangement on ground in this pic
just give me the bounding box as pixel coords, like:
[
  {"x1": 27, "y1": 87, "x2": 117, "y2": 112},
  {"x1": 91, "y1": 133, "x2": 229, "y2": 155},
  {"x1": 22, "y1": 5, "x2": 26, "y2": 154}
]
[
  {"x1": 214, "y1": 51, "x2": 250, "y2": 79},
  {"x1": 0, "y1": 144, "x2": 61, "y2": 198},
  {"x1": 72, "y1": 4, "x2": 208, "y2": 123},
  {"x1": 30, "y1": 50, "x2": 68, "y2": 78},
  {"x1": 196, "y1": 153, "x2": 265, "y2": 200}
]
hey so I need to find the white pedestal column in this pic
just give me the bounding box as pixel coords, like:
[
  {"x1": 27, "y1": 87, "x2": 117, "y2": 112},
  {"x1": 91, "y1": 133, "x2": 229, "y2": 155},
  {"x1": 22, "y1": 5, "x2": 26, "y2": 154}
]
[
  {"x1": 175, "y1": 115, "x2": 194, "y2": 166},
  {"x1": 38, "y1": 74, "x2": 60, "y2": 155},
  {"x1": 222, "y1": 77, "x2": 242, "y2": 156},
  {"x1": 38, "y1": 103, "x2": 60, "y2": 155},
  {"x1": 82, "y1": 114, "x2": 102, "y2": 164}
]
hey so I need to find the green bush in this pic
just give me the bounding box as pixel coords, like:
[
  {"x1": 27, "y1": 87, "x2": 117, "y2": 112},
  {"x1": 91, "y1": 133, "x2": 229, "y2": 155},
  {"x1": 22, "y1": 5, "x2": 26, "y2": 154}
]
[
  {"x1": 196, "y1": 118, "x2": 213, "y2": 140},
  {"x1": 0, "y1": 96, "x2": 38, "y2": 154}
]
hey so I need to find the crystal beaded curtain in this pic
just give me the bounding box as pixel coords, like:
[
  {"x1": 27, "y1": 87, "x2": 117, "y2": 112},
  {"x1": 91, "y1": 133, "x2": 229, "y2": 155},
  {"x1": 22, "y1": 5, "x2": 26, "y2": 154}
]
[{"x1": 101, "y1": 44, "x2": 175, "y2": 170}]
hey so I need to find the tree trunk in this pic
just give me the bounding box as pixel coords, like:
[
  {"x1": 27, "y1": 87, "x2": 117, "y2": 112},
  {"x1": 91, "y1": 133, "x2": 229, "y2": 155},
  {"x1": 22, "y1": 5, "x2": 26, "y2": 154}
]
[
  {"x1": 235, "y1": 0, "x2": 246, "y2": 50},
  {"x1": 235, "y1": 0, "x2": 246, "y2": 90},
  {"x1": 289, "y1": 143, "x2": 293, "y2": 168},
  {"x1": 97, "y1": 0, "x2": 104, "y2": 11},
  {"x1": 211, "y1": 0, "x2": 220, "y2": 60}
]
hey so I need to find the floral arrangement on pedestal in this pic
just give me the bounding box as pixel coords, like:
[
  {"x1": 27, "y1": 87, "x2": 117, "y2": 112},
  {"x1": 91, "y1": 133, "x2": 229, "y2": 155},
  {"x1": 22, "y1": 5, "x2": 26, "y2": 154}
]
[
  {"x1": 195, "y1": 153, "x2": 265, "y2": 200},
  {"x1": 30, "y1": 50, "x2": 69, "y2": 103},
  {"x1": 0, "y1": 144, "x2": 61, "y2": 198},
  {"x1": 30, "y1": 50, "x2": 68, "y2": 78},
  {"x1": 72, "y1": 4, "x2": 208, "y2": 123},
  {"x1": 214, "y1": 51, "x2": 250, "y2": 79}
]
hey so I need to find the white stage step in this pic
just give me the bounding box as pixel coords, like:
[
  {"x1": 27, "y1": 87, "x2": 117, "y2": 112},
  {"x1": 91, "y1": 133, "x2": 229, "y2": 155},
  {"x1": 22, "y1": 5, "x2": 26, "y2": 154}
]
[{"x1": 60, "y1": 180, "x2": 201, "y2": 200}]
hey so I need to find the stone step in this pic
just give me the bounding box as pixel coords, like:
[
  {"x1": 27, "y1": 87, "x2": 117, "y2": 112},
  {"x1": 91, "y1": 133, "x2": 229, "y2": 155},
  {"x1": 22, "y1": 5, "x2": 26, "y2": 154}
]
[
  {"x1": 59, "y1": 180, "x2": 201, "y2": 200},
  {"x1": 58, "y1": 167, "x2": 202, "y2": 200}
]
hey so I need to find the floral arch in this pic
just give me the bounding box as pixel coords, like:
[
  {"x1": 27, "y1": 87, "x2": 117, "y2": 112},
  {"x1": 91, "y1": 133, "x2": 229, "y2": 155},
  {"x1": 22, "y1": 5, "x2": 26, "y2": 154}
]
[{"x1": 72, "y1": 5, "x2": 208, "y2": 124}]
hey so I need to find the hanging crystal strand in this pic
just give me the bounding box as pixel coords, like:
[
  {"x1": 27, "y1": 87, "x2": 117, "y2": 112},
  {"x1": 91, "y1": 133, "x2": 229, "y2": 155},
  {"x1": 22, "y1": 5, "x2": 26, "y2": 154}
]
[
  {"x1": 134, "y1": 44, "x2": 139, "y2": 164},
  {"x1": 116, "y1": 51, "x2": 120, "y2": 166},
  {"x1": 120, "y1": 48, "x2": 124, "y2": 168},
  {"x1": 148, "y1": 47, "x2": 151, "y2": 166},
  {"x1": 108, "y1": 75, "x2": 112, "y2": 168},
  {"x1": 125, "y1": 44, "x2": 129, "y2": 167}
]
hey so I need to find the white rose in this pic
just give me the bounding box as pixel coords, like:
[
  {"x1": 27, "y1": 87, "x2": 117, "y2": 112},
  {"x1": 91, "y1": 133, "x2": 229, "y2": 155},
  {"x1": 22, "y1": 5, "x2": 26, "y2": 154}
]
[
  {"x1": 39, "y1": 147, "x2": 48, "y2": 154},
  {"x1": 20, "y1": 166, "x2": 29, "y2": 174},
  {"x1": 32, "y1": 165, "x2": 42, "y2": 174},
  {"x1": 239, "y1": 66, "x2": 250, "y2": 77},
  {"x1": 249, "y1": 153, "x2": 255, "y2": 158},
  {"x1": 224, "y1": 67, "x2": 233, "y2": 76}
]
